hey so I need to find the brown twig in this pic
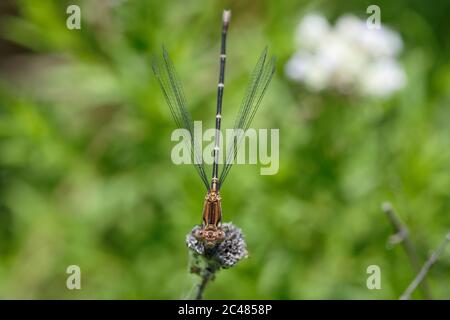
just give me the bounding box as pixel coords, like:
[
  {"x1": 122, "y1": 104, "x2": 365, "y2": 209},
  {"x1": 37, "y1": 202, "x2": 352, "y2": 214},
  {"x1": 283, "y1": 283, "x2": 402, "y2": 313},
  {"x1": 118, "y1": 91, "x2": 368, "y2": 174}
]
[
  {"x1": 400, "y1": 232, "x2": 450, "y2": 300},
  {"x1": 381, "y1": 202, "x2": 432, "y2": 299}
]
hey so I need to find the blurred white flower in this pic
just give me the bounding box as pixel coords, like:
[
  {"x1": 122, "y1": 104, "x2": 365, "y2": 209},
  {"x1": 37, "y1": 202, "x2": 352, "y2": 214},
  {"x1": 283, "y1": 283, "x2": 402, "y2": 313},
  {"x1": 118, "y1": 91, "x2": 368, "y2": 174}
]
[
  {"x1": 285, "y1": 13, "x2": 406, "y2": 98},
  {"x1": 336, "y1": 15, "x2": 403, "y2": 58},
  {"x1": 359, "y1": 59, "x2": 406, "y2": 97},
  {"x1": 295, "y1": 14, "x2": 330, "y2": 49}
]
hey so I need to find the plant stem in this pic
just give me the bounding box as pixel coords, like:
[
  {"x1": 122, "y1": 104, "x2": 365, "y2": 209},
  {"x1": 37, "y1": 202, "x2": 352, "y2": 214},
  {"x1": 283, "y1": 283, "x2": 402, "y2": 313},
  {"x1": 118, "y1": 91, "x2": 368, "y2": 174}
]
[
  {"x1": 382, "y1": 202, "x2": 432, "y2": 299},
  {"x1": 400, "y1": 232, "x2": 450, "y2": 300},
  {"x1": 195, "y1": 265, "x2": 219, "y2": 300}
]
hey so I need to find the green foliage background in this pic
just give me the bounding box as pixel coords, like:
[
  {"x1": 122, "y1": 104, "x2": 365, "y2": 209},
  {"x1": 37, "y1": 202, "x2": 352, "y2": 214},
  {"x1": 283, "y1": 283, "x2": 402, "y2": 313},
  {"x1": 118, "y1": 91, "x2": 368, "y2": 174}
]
[{"x1": 0, "y1": 0, "x2": 449, "y2": 299}]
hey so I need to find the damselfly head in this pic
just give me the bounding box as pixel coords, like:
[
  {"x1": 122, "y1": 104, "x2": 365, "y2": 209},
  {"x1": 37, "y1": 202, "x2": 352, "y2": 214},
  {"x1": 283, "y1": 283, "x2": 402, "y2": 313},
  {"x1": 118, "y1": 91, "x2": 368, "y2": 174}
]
[{"x1": 194, "y1": 225, "x2": 225, "y2": 248}]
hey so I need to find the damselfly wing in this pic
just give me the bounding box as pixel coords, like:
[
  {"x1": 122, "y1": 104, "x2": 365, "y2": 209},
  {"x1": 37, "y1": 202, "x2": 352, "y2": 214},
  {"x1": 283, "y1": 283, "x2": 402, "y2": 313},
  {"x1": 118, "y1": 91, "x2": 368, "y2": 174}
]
[{"x1": 152, "y1": 10, "x2": 276, "y2": 248}]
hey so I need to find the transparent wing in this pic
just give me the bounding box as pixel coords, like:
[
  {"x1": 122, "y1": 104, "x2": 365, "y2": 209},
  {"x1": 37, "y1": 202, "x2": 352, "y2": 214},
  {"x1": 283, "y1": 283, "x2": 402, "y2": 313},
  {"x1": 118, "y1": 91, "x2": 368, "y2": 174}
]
[
  {"x1": 152, "y1": 47, "x2": 210, "y2": 190},
  {"x1": 219, "y1": 48, "x2": 276, "y2": 187}
]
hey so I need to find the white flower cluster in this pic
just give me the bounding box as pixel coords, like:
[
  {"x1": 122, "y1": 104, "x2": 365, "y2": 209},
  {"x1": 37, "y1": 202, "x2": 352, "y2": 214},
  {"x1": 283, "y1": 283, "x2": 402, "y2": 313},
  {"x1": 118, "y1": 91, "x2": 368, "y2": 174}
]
[{"x1": 285, "y1": 14, "x2": 406, "y2": 97}]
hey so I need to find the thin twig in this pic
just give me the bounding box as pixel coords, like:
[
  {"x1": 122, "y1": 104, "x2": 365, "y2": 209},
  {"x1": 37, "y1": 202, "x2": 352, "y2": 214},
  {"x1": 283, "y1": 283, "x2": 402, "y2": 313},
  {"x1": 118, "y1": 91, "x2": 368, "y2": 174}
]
[
  {"x1": 400, "y1": 232, "x2": 450, "y2": 300},
  {"x1": 381, "y1": 202, "x2": 432, "y2": 299}
]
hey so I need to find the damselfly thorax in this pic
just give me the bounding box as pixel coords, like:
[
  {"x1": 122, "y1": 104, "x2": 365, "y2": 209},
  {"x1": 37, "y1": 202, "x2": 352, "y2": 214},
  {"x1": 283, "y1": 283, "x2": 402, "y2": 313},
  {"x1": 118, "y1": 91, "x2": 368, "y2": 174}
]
[
  {"x1": 195, "y1": 179, "x2": 225, "y2": 247},
  {"x1": 153, "y1": 10, "x2": 275, "y2": 249}
]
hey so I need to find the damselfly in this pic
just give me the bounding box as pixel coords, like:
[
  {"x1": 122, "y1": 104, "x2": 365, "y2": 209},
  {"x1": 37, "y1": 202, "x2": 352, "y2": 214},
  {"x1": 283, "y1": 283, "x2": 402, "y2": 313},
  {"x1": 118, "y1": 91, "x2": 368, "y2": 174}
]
[{"x1": 152, "y1": 10, "x2": 275, "y2": 248}]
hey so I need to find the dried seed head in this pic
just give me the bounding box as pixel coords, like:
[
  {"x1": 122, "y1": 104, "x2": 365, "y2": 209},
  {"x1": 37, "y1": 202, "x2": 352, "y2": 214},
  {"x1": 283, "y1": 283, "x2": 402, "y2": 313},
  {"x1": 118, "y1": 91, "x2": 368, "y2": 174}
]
[{"x1": 186, "y1": 222, "x2": 248, "y2": 268}]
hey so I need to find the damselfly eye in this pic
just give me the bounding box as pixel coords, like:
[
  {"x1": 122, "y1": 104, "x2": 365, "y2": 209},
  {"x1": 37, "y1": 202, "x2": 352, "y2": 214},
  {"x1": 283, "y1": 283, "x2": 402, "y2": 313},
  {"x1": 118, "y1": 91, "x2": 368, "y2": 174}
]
[{"x1": 194, "y1": 229, "x2": 203, "y2": 240}]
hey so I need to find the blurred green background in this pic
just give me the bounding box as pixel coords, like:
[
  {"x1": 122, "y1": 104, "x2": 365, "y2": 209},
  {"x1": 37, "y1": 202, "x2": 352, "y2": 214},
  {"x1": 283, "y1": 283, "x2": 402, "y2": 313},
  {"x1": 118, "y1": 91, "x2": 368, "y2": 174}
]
[{"x1": 0, "y1": 0, "x2": 449, "y2": 299}]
